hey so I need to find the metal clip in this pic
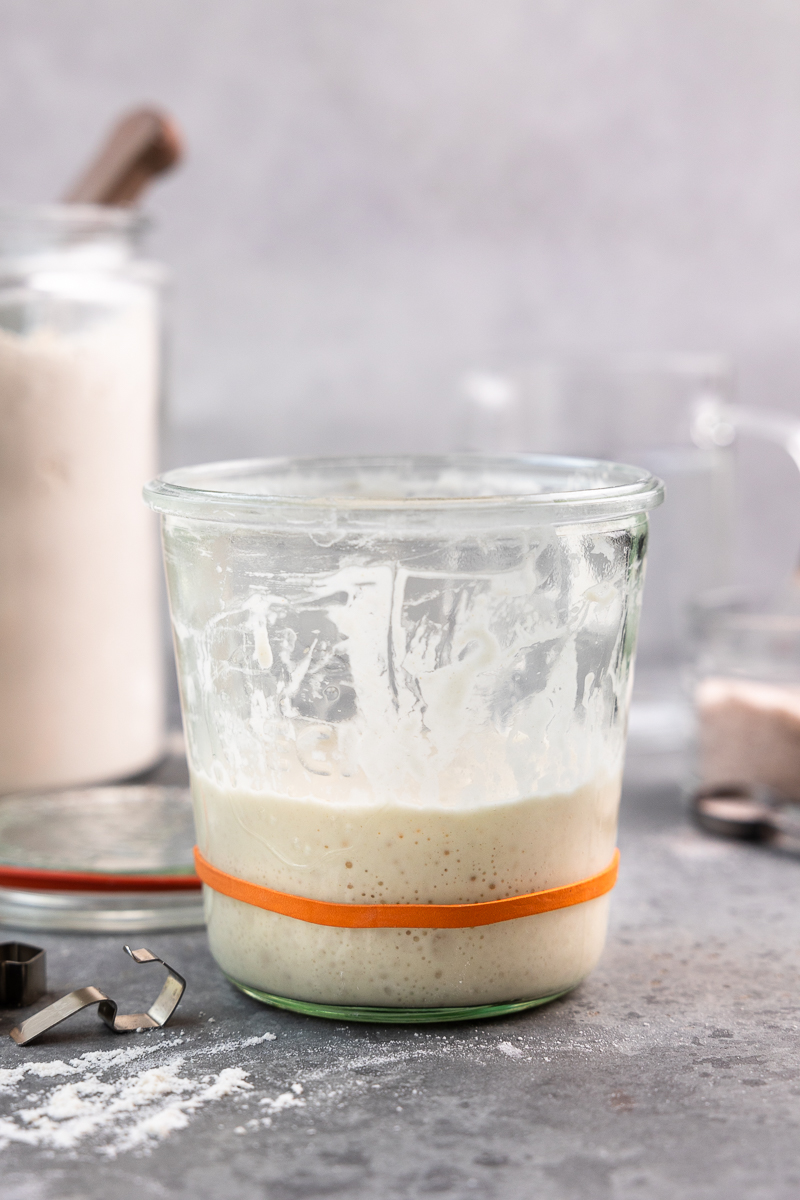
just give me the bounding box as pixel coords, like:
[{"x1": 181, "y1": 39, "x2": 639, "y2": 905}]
[
  {"x1": 9, "y1": 946, "x2": 186, "y2": 1047},
  {"x1": 0, "y1": 943, "x2": 47, "y2": 1008}
]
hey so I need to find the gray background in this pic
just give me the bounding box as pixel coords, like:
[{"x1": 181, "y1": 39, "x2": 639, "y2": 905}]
[{"x1": 2, "y1": 0, "x2": 800, "y2": 582}]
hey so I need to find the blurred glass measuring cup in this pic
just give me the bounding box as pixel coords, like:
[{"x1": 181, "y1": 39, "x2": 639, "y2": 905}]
[{"x1": 455, "y1": 355, "x2": 800, "y2": 755}]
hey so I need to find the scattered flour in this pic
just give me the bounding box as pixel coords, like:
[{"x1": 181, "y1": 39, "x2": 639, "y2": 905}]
[
  {"x1": 260, "y1": 1080, "x2": 307, "y2": 1123},
  {"x1": 24, "y1": 1061, "x2": 81, "y2": 1079},
  {"x1": 0, "y1": 1061, "x2": 251, "y2": 1156},
  {"x1": 260, "y1": 1082, "x2": 305, "y2": 1116},
  {"x1": 0, "y1": 1031, "x2": 278, "y2": 1158},
  {"x1": 0, "y1": 1024, "x2": 559, "y2": 1159},
  {"x1": 222, "y1": 1033, "x2": 277, "y2": 1051},
  {"x1": 497, "y1": 1042, "x2": 523, "y2": 1058}
]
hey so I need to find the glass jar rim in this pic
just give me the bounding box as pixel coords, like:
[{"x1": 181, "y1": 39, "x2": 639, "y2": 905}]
[
  {"x1": 0, "y1": 204, "x2": 148, "y2": 254},
  {"x1": 145, "y1": 454, "x2": 665, "y2": 527}
]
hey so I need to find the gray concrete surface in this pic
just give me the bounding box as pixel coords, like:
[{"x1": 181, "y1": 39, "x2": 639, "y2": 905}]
[{"x1": 1, "y1": 772, "x2": 799, "y2": 1199}]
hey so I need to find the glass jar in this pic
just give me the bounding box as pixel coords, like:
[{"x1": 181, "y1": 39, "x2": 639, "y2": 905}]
[
  {"x1": 146, "y1": 455, "x2": 664, "y2": 1022},
  {"x1": 0, "y1": 206, "x2": 165, "y2": 792},
  {"x1": 691, "y1": 590, "x2": 800, "y2": 803}
]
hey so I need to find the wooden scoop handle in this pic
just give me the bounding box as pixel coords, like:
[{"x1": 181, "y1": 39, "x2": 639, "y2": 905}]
[{"x1": 63, "y1": 108, "x2": 183, "y2": 206}]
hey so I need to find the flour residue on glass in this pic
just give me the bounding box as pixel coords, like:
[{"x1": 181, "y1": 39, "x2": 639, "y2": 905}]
[{"x1": 173, "y1": 525, "x2": 640, "y2": 808}]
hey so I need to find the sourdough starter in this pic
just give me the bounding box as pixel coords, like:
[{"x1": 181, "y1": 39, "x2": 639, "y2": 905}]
[
  {"x1": 194, "y1": 771, "x2": 621, "y2": 1006},
  {"x1": 0, "y1": 290, "x2": 164, "y2": 791}
]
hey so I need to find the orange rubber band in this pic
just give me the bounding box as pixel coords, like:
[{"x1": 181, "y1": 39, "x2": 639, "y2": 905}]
[{"x1": 193, "y1": 846, "x2": 619, "y2": 929}]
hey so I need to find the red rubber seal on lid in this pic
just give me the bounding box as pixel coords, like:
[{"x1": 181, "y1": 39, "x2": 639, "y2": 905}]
[{"x1": 0, "y1": 864, "x2": 201, "y2": 893}]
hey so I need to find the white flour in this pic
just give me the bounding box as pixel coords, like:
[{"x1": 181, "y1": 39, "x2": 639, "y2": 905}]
[
  {"x1": 497, "y1": 1041, "x2": 523, "y2": 1058},
  {"x1": 0, "y1": 289, "x2": 164, "y2": 791},
  {"x1": 0, "y1": 1032, "x2": 276, "y2": 1158},
  {"x1": 259, "y1": 1082, "x2": 305, "y2": 1119},
  {"x1": 0, "y1": 1024, "x2": 564, "y2": 1158}
]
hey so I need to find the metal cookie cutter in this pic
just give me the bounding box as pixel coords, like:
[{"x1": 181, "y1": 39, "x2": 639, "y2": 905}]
[
  {"x1": 10, "y1": 945, "x2": 185, "y2": 1047},
  {"x1": 0, "y1": 943, "x2": 47, "y2": 1008}
]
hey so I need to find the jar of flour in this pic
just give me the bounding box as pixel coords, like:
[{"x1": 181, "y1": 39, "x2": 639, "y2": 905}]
[{"x1": 0, "y1": 205, "x2": 165, "y2": 791}]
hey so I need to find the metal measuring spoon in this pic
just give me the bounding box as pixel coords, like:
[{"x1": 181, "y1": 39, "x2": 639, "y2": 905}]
[{"x1": 692, "y1": 784, "x2": 800, "y2": 847}]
